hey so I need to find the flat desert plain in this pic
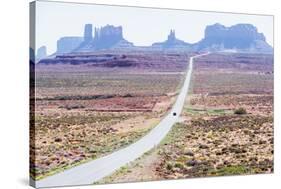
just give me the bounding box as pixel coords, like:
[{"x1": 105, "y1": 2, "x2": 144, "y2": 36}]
[
  {"x1": 98, "y1": 53, "x2": 273, "y2": 183},
  {"x1": 30, "y1": 51, "x2": 193, "y2": 180}
]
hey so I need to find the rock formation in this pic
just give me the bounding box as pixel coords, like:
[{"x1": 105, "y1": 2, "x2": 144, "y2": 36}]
[
  {"x1": 194, "y1": 23, "x2": 273, "y2": 53},
  {"x1": 152, "y1": 30, "x2": 191, "y2": 50},
  {"x1": 75, "y1": 24, "x2": 134, "y2": 52},
  {"x1": 56, "y1": 37, "x2": 83, "y2": 54},
  {"x1": 84, "y1": 24, "x2": 93, "y2": 41},
  {"x1": 53, "y1": 23, "x2": 272, "y2": 55},
  {"x1": 36, "y1": 46, "x2": 47, "y2": 61}
]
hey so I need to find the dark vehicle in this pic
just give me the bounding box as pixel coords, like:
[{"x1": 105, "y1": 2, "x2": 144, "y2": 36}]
[{"x1": 173, "y1": 112, "x2": 177, "y2": 116}]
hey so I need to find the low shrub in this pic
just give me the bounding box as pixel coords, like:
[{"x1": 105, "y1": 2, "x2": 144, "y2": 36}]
[{"x1": 234, "y1": 107, "x2": 247, "y2": 115}]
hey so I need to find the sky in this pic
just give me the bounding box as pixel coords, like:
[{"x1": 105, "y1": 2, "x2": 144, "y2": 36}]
[{"x1": 35, "y1": 0, "x2": 274, "y2": 55}]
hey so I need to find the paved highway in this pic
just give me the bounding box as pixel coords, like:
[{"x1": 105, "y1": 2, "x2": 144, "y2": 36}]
[{"x1": 33, "y1": 53, "x2": 209, "y2": 188}]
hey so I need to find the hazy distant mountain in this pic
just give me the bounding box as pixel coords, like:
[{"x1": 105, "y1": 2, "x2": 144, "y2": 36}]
[
  {"x1": 51, "y1": 23, "x2": 272, "y2": 56},
  {"x1": 57, "y1": 37, "x2": 83, "y2": 54},
  {"x1": 36, "y1": 46, "x2": 47, "y2": 61},
  {"x1": 74, "y1": 24, "x2": 134, "y2": 52},
  {"x1": 152, "y1": 30, "x2": 191, "y2": 50},
  {"x1": 193, "y1": 23, "x2": 273, "y2": 53}
]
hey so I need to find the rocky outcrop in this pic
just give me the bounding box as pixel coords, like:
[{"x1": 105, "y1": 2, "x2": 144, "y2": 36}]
[
  {"x1": 75, "y1": 24, "x2": 134, "y2": 52},
  {"x1": 53, "y1": 23, "x2": 272, "y2": 55},
  {"x1": 94, "y1": 25, "x2": 123, "y2": 46},
  {"x1": 152, "y1": 30, "x2": 191, "y2": 50},
  {"x1": 57, "y1": 37, "x2": 83, "y2": 54},
  {"x1": 36, "y1": 46, "x2": 47, "y2": 61},
  {"x1": 194, "y1": 23, "x2": 273, "y2": 53},
  {"x1": 84, "y1": 24, "x2": 93, "y2": 41}
]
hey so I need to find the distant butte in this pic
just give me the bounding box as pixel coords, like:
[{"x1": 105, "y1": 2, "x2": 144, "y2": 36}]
[
  {"x1": 74, "y1": 24, "x2": 134, "y2": 52},
  {"x1": 193, "y1": 23, "x2": 273, "y2": 53},
  {"x1": 152, "y1": 29, "x2": 191, "y2": 50},
  {"x1": 53, "y1": 23, "x2": 273, "y2": 55}
]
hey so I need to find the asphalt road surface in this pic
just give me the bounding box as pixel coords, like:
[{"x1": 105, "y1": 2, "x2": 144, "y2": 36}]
[{"x1": 33, "y1": 53, "x2": 209, "y2": 188}]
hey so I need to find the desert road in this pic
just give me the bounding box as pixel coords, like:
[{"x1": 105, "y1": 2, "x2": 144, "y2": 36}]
[{"x1": 33, "y1": 53, "x2": 209, "y2": 188}]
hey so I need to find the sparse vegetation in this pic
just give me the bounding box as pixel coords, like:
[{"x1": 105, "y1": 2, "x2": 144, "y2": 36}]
[
  {"x1": 234, "y1": 107, "x2": 247, "y2": 115},
  {"x1": 211, "y1": 165, "x2": 249, "y2": 176},
  {"x1": 31, "y1": 51, "x2": 273, "y2": 183},
  {"x1": 31, "y1": 51, "x2": 188, "y2": 180},
  {"x1": 96, "y1": 52, "x2": 273, "y2": 183},
  {"x1": 153, "y1": 53, "x2": 273, "y2": 180}
]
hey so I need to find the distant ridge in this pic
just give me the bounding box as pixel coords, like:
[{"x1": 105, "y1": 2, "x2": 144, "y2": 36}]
[
  {"x1": 57, "y1": 37, "x2": 83, "y2": 54},
  {"x1": 74, "y1": 24, "x2": 134, "y2": 52},
  {"x1": 151, "y1": 30, "x2": 191, "y2": 51},
  {"x1": 192, "y1": 23, "x2": 273, "y2": 53},
  {"x1": 50, "y1": 23, "x2": 272, "y2": 56}
]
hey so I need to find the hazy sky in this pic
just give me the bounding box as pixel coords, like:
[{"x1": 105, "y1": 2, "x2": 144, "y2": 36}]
[{"x1": 35, "y1": 0, "x2": 274, "y2": 54}]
